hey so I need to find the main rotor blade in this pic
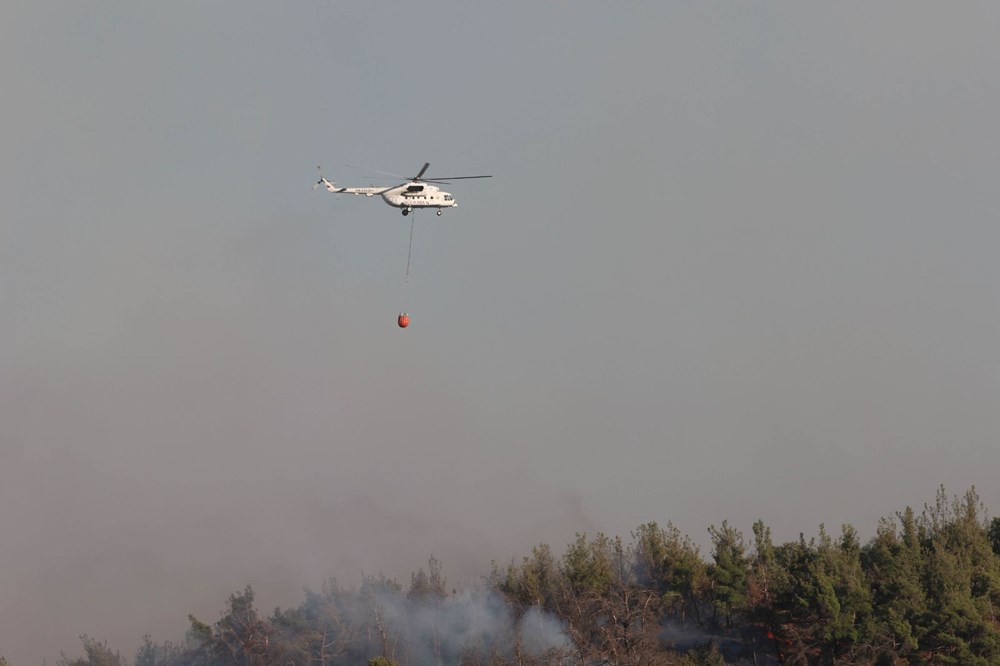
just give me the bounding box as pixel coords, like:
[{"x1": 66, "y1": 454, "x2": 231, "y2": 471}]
[
  {"x1": 344, "y1": 163, "x2": 408, "y2": 180},
  {"x1": 413, "y1": 162, "x2": 431, "y2": 180},
  {"x1": 422, "y1": 175, "x2": 493, "y2": 181}
]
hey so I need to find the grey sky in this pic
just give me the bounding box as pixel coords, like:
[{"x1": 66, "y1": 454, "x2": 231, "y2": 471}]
[{"x1": 3, "y1": 2, "x2": 1000, "y2": 663}]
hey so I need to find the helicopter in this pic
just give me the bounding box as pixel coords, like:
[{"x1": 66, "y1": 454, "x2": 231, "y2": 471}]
[{"x1": 314, "y1": 162, "x2": 492, "y2": 216}]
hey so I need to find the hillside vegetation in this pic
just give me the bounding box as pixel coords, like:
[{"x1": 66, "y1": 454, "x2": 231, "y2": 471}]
[{"x1": 43, "y1": 486, "x2": 1000, "y2": 666}]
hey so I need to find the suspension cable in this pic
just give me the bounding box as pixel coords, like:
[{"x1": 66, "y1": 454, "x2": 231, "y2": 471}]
[{"x1": 405, "y1": 211, "x2": 415, "y2": 283}]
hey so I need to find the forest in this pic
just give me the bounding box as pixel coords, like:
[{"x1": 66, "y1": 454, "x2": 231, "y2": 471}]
[{"x1": 20, "y1": 486, "x2": 1000, "y2": 666}]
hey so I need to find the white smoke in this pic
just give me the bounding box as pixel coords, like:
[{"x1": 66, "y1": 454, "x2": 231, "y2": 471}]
[
  {"x1": 517, "y1": 605, "x2": 573, "y2": 657},
  {"x1": 370, "y1": 586, "x2": 574, "y2": 665}
]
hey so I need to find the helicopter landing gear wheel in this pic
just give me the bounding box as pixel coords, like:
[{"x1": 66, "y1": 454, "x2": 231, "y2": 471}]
[
  {"x1": 436, "y1": 209, "x2": 442, "y2": 216},
  {"x1": 401, "y1": 209, "x2": 409, "y2": 216}
]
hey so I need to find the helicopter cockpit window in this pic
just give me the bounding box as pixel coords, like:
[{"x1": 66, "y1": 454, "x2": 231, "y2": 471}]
[{"x1": 444, "y1": 194, "x2": 453, "y2": 201}]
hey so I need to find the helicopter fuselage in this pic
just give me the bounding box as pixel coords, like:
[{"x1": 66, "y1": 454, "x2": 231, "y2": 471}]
[{"x1": 381, "y1": 183, "x2": 456, "y2": 210}]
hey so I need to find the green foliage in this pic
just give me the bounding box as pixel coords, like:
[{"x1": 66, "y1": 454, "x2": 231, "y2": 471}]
[
  {"x1": 914, "y1": 486, "x2": 1000, "y2": 664},
  {"x1": 747, "y1": 519, "x2": 788, "y2": 634},
  {"x1": 676, "y1": 642, "x2": 727, "y2": 666},
  {"x1": 817, "y1": 525, "x2": 875, "y2": 651},
  {"x1": 136, "y1": 635, "x2": 185, "y2": 666},
  {"x1": 631, "y1": 521, "x2": 708, "y2": 623},
  {"x1": 360, "y1": 572, "x2": 403, "y2": 596},
  {"x1": 407, "y1": 555, "x2": 447, "y2": 600},
  {"x1": 560, "y1": 532, "x2": 614, "y2": 595},
  {"x1": 268, "y1": 580, "x2": 357, "y2": 666},
  {"x1": 493, "y1": 543, "x2": 560, "y2": 610},
  {"x1": 57, "y1": 636, "x2": 126, "y2": 666},
  {"x1": 988, "y1": 517, "x2": 1000, "y2": 556},
  {"x1": 707, "y1": 520, "x2": 748, "y2": 628},
  {"x1": 864, "y1": 509, "x2": 927, "y2": 659},
  {"x1": 765, "y1": 526, "x2": 878, "y2": 664},
  {"x1": 42, "y1": 485, "x2": 1000, "y2": 666}
]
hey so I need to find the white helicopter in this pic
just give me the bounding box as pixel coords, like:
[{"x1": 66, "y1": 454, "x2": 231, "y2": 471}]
[{"x1": 314, "y1": 162, "x2": 492, "y2": 216}]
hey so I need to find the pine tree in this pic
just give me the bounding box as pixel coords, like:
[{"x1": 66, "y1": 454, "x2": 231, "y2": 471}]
[{"x1": 707, "y1": 521, "x2": 748, "y2": 629}]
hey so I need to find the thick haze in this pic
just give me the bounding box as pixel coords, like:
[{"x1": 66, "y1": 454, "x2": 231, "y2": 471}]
[{"x1": 3, "y1": 2, "x2": 1000, "y2": 663}]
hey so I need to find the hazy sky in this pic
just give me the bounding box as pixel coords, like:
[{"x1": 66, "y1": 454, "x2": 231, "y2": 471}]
[{"x1": 3, "y1": 2, "x2": 1000, "y2": 663}]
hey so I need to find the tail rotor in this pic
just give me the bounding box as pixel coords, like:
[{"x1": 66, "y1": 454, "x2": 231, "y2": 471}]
[{"x1": 313, "y1": 165, "x2": 337, "y2": 193}]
